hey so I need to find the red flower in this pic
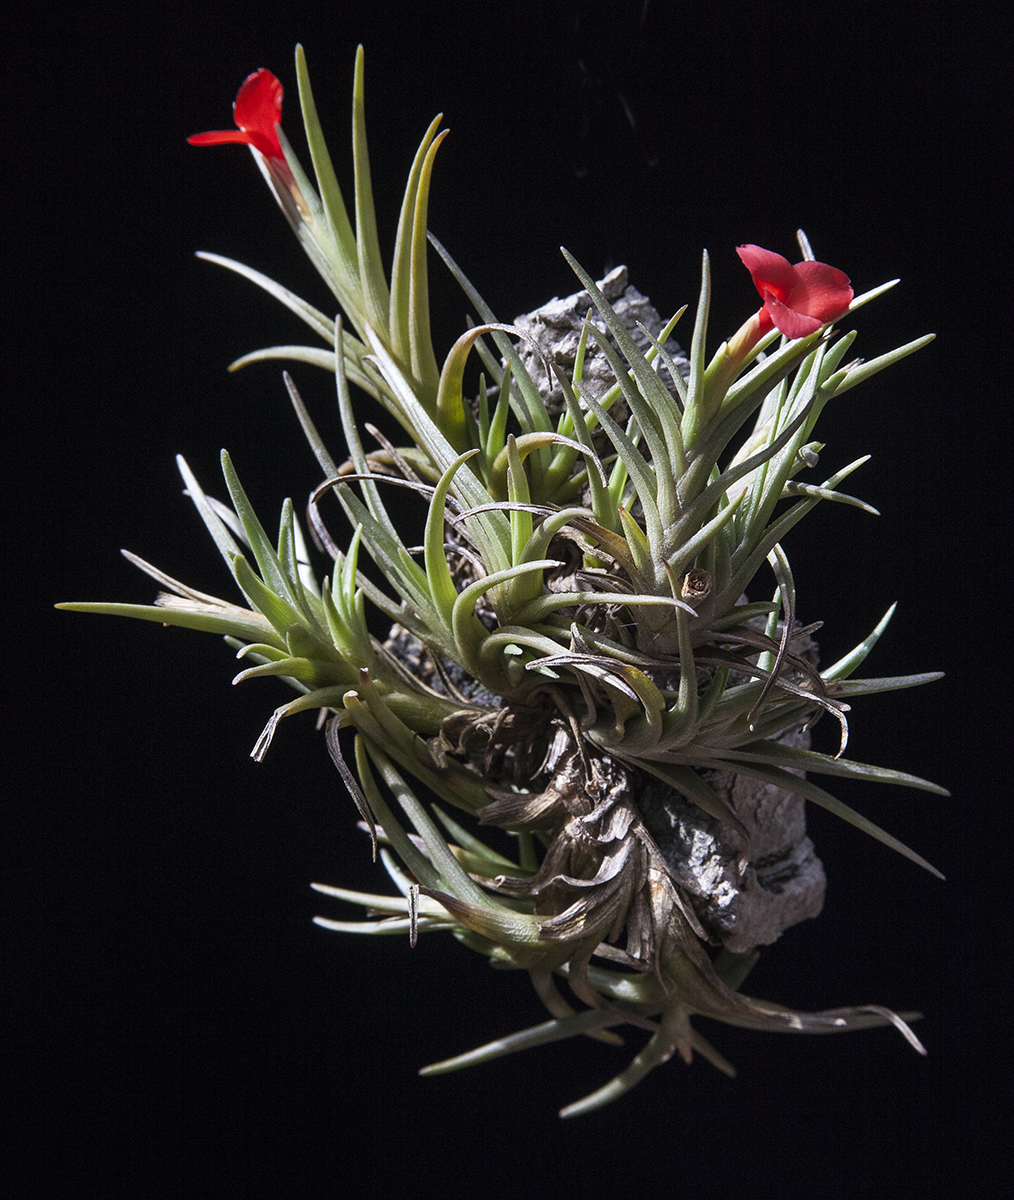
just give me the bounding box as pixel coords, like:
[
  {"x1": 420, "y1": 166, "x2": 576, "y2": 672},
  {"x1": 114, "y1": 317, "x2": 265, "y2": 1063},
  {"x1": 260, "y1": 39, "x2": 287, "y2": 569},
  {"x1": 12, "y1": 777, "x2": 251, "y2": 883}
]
[
  {"x1": 188, "y1": 69, "x2": 285, "y2": 163},
  {"x1": 737, "y1": 244, "x2": 853, "y2": 340}
]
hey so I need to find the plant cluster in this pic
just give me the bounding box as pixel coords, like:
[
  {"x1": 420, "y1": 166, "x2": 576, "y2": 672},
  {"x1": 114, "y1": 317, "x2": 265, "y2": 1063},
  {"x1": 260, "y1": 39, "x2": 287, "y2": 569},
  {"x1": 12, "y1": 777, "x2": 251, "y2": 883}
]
[{"x1": 61, "y1": 48, "x2": 944, "y2": 1116}]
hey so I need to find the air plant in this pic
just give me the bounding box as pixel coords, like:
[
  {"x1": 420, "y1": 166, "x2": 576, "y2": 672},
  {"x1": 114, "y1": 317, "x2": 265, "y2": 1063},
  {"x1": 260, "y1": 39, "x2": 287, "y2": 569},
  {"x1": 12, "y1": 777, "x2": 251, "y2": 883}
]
[{"x1": 60, "y1": 47, "x2": 945, "y2": 1117}]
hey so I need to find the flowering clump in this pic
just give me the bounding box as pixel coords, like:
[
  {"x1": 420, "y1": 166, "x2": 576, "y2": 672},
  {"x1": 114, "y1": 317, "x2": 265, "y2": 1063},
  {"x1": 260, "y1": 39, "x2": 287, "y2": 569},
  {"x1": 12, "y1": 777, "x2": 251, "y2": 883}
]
[{"x1": 62, "y1": 44, "x2": 944, "y2": 1116}]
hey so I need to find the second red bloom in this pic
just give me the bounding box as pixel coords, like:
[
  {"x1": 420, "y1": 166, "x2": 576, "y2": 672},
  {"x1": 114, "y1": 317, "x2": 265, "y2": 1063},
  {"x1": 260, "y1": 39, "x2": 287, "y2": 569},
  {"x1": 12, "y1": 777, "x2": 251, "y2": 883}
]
[{"x1": 737, "y1": 244, "x2": 853, "y2": 340}]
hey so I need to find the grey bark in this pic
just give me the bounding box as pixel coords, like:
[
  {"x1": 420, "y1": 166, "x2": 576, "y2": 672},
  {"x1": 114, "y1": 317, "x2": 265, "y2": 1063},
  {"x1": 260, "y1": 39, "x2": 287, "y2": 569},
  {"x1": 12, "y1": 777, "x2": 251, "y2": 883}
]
[
  {"x1": 636, "y1": 724, "x2": 826, "y2": 953},
  {"x1": 511, "y1": 264, "x2": 690, "y2": 417}
]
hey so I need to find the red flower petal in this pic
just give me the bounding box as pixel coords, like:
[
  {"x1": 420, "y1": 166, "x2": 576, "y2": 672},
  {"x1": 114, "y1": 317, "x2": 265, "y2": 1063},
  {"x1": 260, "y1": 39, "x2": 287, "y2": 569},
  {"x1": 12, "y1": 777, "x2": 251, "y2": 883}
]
[
  {"x1": 760, "y1": 294, "x2": 825, "y2": 340},
  {"x1": 187, "y1": 130, "x2": 254, "y2": 148},
  {"x1": 737, "y1": 244, "x2": 798, "y2": 305},
  {"x1": 783, "y1": 260, "x2": 854, "y2": 323},
  {"x1": 737, "y1": 244, "x2": 853, "y2": 340},
  {"x1": 188, "y1": 69, "x2": 284, "y2": 162},
  {"x1": 232, "y1": 69, "x2": 284, "y2": 159}
]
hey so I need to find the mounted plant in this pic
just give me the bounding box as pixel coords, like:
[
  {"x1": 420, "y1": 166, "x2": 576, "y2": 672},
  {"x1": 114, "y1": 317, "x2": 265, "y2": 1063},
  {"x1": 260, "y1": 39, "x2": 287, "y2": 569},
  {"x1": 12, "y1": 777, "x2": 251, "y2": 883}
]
[{"x1": 60, "y1": 47, "x2": 945, "y2": 1117}]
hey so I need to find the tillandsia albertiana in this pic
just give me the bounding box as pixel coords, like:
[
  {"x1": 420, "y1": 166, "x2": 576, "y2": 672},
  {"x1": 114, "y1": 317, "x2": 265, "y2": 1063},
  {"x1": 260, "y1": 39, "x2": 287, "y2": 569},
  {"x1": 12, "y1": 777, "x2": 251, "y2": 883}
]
[{"x1": 60, "y1": 47, "x2": 946, "y2": 1117}]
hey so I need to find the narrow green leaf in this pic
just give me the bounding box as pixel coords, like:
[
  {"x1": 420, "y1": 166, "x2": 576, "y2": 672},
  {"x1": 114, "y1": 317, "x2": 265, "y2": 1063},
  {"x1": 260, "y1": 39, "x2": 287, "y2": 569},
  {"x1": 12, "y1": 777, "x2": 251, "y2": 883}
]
[
  {"x1": 562, "y1": 249, "x2": 687, "y2": 484},
  {"x1": 430, "y1": 806, "x2": 521, "y2": 873},
  {"x1": 331, "y1": 320, "x2": 405, "y2": 549},
  {"x1": 407, "y1": 127, "x2": 447, "y2": 400},
  {"x1": 822, "y1": 605, "x2": 896, "y2": 681},
  {"x1": 428, "y1": 233, "x2": 553, "y2": 434},
  {"x1": 366, "y1": 746, "x2": 494, "y2": 907},
  {"x1": 637, "y1": 309, "x2": 689, "y2": 407},
  {"x1": 451, "y1": 559, "x2": 561, "y2": 654},
  {"x1": 692, "y1": 756, "x2": 945, "y2": 878},
  {"x1": 232, "y1": 555, "x2": 307, "y2": 637},
  {"x1": 425, "y1": 450, "x2": 479, "y2": 625},
  {"x1": 665, "y1": 491, "x2": 744, "y2": 581},
  {"x1": 233, "y1": 655, "x2": 351, "y2": 688},
  {"x1": 580, "y1": 388, "x2": 662, "y2": 555},
  {"x1": 551, "y1": 363, "x2": 616, "y2": 527},
  {"x1": 436, "y1": 324, "x2": 518, "y2": 451},
  {"x1": 220, "y1": 452, "x2": 300, "y2": 609},
  {"x1": 510, "y1": 588, "x2": 688, "y2": 627},
  {"x1": 341, "y1": 730, "x2": 440, "y2": 888},
  {"x1": 848, "y1": 278, "x2": 900, "y2": 310},
  {"x1": 363, "y1": 328, "x2": 512, "y2": 573},
  {"x1": 682, "y1": 250, "x2": 712, "y2": 443},
  {"x1": 782, "y1": 479, "x2": 879, "y2": 515},
  {"x1": 282, "y1": 372, "x2": 342, "y2": 481},
  {"x1": 724, "y1": 741, "x2": 948, "y2": 795},
  {"x1": 351, "y1": 46, "x2": 391, "y2": 337},
  {"x1": 195, "y1": 253, "x2": 335, "y2": 345},
  {"x1": 827, "y1": 334, "x2": 935, "y2": 399},
  {"x1": 55, "y1": 600, "x2": 277, "y2": 645},
  {"x1": 389, "y1": 113, "x2": 442, "y2": 364},
  {"x1": 421, "y1": 1008, "x2": 629, "y2": 1078},
  {"x1": 505, "y1": 435, "x2": 534, "y2": 569},
  {"x1": 175, "y1": 455, "x2": 244, "y2": 572},
  {"x1": 335, "y1": 486, "x2": 439, "y2": 628},
  {"x1": 294, "y1": 45, "x2": 359, "y2": 281}
]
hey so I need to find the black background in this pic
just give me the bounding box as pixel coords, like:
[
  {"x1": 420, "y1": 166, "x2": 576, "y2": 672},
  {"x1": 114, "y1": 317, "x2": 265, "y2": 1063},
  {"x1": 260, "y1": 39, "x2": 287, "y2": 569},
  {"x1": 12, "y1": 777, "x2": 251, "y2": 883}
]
[{"x1": 11, "y1": 1, "x2": 1007, "y2": 1196}]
